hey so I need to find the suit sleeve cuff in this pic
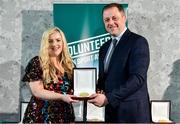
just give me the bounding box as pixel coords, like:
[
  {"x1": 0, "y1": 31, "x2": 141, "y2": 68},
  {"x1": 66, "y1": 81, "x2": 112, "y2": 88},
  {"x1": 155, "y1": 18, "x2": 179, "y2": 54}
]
[{"x1": 106, "y1": 92, "x2": 120, "y2": 108}]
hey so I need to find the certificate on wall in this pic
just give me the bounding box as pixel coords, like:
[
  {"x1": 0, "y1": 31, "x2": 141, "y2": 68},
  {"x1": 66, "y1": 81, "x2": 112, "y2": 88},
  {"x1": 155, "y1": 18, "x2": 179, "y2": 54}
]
[{"x1": 73, "y1": 68, "x2": 96, "y2": 99}]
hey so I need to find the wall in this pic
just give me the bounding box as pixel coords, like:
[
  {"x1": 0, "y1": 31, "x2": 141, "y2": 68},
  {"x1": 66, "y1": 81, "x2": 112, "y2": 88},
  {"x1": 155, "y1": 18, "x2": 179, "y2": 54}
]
[{"x1": 0, "y1": 0, "x2": 180, "y2": 122}]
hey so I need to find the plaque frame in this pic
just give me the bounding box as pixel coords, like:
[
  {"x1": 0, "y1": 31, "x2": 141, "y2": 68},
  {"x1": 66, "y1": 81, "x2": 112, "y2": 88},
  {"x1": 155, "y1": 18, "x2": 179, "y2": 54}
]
[
  {"x1": 151, "y1": 100, "x2": 172, "y2": 123},
  {"x1": 73, "y1": 68, "x2": 97, "y2": 100},
  {"x1": 20, "y1": 102, "x2": 29, "y2": 123}
]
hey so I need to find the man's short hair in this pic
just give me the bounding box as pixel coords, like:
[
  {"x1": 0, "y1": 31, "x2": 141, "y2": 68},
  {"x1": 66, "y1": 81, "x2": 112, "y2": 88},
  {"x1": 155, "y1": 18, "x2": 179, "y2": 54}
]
[{"x1": 102, "y1": 3, "x2": 125, "y2": 14}]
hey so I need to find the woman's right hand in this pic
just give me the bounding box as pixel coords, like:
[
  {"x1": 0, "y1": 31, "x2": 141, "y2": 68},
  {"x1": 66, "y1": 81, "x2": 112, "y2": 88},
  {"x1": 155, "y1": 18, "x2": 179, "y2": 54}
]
[{"x1": 61, "y1": 94, "x2": 79, "y2": 104}]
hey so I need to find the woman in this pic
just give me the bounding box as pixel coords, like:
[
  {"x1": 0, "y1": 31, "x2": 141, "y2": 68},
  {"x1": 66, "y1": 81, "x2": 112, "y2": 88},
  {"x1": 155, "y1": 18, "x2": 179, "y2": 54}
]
[{"x1": 22, "y1": 27, "x2": 78, "y2": 123}]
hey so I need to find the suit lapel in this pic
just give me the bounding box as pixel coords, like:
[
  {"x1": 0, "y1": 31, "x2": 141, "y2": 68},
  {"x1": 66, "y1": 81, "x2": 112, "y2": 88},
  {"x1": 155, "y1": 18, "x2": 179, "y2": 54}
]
[
  {"x1": 102, "y1": 40, "x2": 112, "y2": 61},
  {"x1": 107, "y1": 29, "x2": 131, "y2": 71}
]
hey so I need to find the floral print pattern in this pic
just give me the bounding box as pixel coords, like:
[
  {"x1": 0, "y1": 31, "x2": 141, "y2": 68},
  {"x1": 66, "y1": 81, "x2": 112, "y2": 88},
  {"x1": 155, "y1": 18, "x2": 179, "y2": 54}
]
[{"x1": 22, "y1": 56, "x2": 75, "y2": 123}]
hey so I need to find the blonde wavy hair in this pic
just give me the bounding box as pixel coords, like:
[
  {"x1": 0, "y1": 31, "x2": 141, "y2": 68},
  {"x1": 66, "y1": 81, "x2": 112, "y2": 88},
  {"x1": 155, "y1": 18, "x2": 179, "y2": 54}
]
[{"x1": 39, "y1": 27, "x2": 74, "y2": 84}]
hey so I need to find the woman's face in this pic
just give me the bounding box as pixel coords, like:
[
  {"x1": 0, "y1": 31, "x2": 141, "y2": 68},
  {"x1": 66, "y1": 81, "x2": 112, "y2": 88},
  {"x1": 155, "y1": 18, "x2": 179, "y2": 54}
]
[{"x1": 48, "y1": 31, "x2": 63, "y2": 57}]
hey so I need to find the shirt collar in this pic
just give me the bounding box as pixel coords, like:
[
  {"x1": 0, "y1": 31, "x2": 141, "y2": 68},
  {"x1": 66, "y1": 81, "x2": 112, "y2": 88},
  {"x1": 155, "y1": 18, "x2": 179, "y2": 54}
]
[{"x1": 111, "y1": 27, "x2": 127, "y2": 44}]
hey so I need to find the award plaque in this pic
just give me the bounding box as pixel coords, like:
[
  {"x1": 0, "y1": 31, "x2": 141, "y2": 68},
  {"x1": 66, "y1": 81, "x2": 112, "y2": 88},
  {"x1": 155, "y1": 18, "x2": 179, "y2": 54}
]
[
  {"x1": 151, "y1": 100, "x2": 173, "y2": 123},
  {"x1": 73, "y1": 68, "x2": 96, "y2": 100},
  {"x1": 20, "y1": 102, "x2": 28, "y2": 122},
  {"x1": 87, "y1": 103, "x2": 105, "y2": 122}
]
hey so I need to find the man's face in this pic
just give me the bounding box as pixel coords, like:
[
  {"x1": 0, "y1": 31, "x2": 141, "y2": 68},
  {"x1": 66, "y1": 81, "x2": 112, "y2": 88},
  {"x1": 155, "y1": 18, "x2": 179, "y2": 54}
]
[{"x1": 103, "y1": 7, "x2": 126, "y2": 36}]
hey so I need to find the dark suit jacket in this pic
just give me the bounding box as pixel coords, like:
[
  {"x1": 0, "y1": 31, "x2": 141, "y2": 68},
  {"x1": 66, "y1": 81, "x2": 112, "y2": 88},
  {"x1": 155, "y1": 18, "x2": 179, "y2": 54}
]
[{"x1": 97, "y1": 29, "x2": 151, "y2": 123}]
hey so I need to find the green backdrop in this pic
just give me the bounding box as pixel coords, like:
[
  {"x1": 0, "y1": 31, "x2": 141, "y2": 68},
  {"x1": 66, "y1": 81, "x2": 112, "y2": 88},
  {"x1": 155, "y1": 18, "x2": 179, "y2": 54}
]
[{"x1": 53, "y1": 3, "x2": 128, "y2": 67}]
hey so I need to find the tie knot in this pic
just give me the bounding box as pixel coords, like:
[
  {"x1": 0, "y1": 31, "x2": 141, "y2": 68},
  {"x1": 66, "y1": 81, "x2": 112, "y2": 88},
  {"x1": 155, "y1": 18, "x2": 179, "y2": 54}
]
[{"x1": 112, "y1": 39, "x2": 117, "y2": 46}]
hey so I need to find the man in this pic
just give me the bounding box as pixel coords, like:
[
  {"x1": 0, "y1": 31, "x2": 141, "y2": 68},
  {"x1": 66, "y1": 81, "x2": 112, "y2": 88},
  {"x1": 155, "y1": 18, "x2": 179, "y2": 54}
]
[{"x1": 88, "y1": 3, "x2": 151, "y2": 123}]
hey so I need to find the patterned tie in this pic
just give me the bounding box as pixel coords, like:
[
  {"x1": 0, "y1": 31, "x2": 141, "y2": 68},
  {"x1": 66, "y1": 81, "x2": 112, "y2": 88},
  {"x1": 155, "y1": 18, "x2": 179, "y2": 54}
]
[{"x1": 104, "y1": 38, "x2": 118, "y2": 72}]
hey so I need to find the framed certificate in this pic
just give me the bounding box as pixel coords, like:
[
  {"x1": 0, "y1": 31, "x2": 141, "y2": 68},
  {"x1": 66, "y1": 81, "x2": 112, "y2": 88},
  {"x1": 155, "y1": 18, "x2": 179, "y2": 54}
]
[
  {"x1": 73, "y1": 68, "x2": 96, "y2": 99},
  {"x1": 151, "y1": 100, "x2": 173, "y2": 123},
  {"x1": 87, "y1": 103, "x2": 105, "y2": 122},
  {"x1": 20, "y1": 102, "x2": 28, "y2": 123}
]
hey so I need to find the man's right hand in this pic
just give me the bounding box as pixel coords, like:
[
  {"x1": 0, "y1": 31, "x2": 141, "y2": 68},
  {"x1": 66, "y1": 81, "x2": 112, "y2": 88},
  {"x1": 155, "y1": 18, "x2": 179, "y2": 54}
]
[{"x1": 88, "y1": 93, "x2": 108, "y2": 107}]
